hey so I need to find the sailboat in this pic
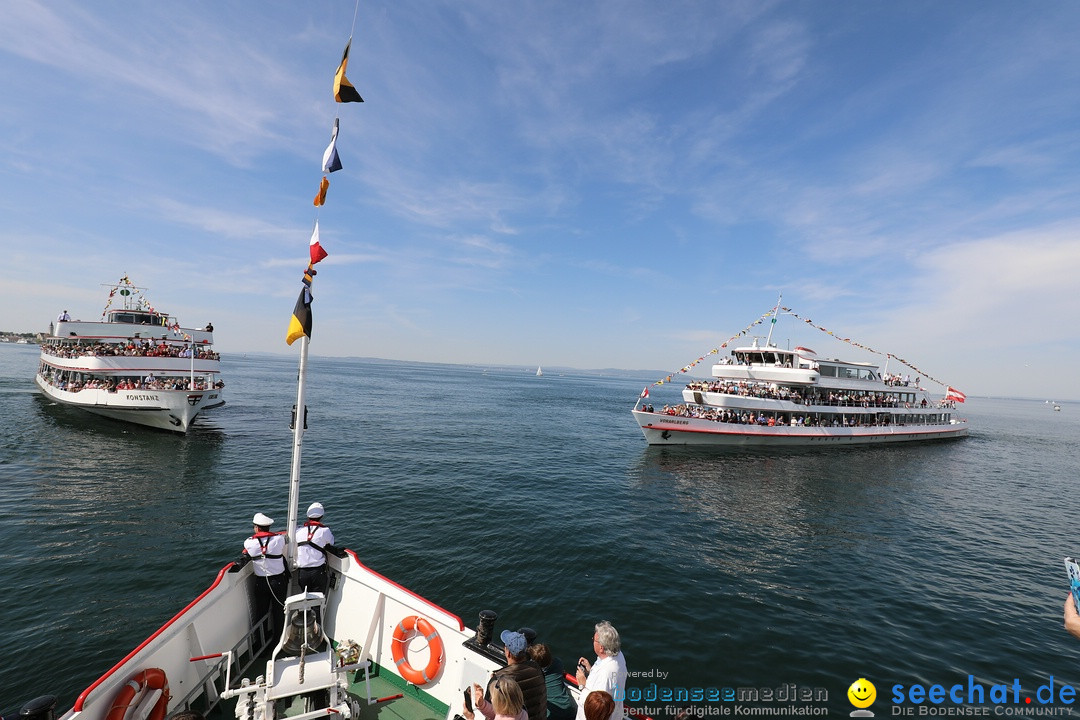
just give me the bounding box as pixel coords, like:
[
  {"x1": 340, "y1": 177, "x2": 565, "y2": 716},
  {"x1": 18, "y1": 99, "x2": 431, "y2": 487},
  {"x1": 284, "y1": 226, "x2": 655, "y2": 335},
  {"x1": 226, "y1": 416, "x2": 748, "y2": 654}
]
[
  {"x1": 536, "y1": 366, "x2": 542, "y2": 376},
  {"x1": 8, "y1": 14, "x2": 588, "y2": 720}
]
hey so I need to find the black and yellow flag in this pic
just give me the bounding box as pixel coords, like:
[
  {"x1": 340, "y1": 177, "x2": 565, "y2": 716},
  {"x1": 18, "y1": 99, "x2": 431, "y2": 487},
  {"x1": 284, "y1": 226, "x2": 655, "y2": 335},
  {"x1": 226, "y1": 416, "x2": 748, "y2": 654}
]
[
  {"x1": 286, "y1": 287, "x2": 313, "y2": 345},
  {"x1": 333, "y1": 41, "x2": 364, "y2": 103}
]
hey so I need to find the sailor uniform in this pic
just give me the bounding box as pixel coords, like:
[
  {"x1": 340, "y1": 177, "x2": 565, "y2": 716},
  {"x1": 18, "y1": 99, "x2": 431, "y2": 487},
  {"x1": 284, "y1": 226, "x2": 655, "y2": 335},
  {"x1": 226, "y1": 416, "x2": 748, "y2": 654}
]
[
  {"x1": 242, "y1": 528, "x2": 289, "y2": 639},
  {"x1": 296, "y1": 520, "x2": 334, "y2": 596}
]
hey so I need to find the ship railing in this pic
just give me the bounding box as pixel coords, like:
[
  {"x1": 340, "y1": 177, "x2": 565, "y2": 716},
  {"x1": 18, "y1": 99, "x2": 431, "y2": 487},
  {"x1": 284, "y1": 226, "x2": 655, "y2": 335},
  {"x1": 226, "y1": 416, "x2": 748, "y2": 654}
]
[{"x1": 177, "y1": 612, "x2": 275, "y2": 717}]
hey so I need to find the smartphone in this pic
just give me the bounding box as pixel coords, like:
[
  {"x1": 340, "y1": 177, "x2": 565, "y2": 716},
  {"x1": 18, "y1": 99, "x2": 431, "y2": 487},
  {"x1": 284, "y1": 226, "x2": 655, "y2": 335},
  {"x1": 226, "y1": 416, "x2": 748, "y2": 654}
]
[
  {"x1": 1065, "y1": 557, "x2": 1080, "y2": 611},
  {"x1": 464, "y1": 689, "x2": 473, "y2": 712}
]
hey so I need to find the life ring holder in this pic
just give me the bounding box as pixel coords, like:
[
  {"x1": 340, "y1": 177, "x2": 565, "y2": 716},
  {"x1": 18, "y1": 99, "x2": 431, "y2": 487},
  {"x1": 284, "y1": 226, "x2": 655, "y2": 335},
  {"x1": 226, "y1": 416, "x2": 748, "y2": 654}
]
[
  {"x1": 391, "y1": 615, "x2": 444, "y2": 685},
  {"x1": 105, "y1": 668, "x2": 170, "y2": 720}
]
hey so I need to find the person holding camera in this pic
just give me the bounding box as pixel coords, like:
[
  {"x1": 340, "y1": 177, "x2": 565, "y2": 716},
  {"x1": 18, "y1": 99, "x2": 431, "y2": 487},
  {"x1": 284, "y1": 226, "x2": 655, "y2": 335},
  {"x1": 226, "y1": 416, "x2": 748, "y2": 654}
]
[{"x1": 574, "y1": 622, "x2": 626, "y2": 720}]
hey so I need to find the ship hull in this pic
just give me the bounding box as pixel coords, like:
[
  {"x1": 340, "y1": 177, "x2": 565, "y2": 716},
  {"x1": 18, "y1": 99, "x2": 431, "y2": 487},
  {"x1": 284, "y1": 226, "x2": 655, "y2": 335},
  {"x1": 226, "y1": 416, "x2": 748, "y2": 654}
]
[
  {"x1": 633, "y1": 409, "x2": 969, "y2": 446},
  {"x1": 36, "y1": 374, "x2": 222, "y2": 432}
]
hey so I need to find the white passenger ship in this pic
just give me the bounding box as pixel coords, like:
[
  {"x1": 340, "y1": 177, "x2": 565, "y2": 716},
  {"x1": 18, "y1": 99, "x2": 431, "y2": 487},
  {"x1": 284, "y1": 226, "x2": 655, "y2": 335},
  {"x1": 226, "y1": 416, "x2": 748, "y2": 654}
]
[
  {"x1": 35, "y1": 281, "x2": 224, "y2": 432},
  {"x1": 633, "y1": 341, "x2": 968, "y2": 447}
]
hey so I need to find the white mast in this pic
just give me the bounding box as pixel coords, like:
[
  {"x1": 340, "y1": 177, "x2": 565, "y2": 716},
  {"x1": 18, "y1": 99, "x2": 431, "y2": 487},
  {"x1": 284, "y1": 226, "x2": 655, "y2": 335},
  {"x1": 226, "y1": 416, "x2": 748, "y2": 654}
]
[
  {"x1": 286, "y1": 333, "x2": 310, "y2": 571},
  {"x1": 764, "y1": 292, "x2": 783, "y2": 347}
]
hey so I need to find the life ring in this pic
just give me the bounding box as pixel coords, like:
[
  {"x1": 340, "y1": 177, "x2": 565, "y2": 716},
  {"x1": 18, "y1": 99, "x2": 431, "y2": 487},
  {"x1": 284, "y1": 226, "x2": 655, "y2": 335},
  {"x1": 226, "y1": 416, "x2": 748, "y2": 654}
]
[
  {"x1": 391, "y1": 615, "x2": 444, "y2": 685},
  {"x1": 106, "y1": 668, "x2": 169, "y2": 720}
]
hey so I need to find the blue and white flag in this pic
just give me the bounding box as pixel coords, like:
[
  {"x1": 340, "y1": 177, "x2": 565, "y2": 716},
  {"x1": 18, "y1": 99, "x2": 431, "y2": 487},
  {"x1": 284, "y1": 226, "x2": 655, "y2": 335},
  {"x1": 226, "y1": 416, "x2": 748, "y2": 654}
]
[{"x1": 322, "y1": 118, "x2": 343, "y2": 173}]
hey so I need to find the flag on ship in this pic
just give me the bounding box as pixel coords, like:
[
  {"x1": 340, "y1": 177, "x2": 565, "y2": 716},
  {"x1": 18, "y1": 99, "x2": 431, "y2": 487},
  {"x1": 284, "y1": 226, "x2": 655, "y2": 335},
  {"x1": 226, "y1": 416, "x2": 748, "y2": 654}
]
[
  {"x1": 640, "y1": 387, "x2": 649, "y2": 399},
  {"x1": 314, "y1": 176, "x2": 329, "y2": 206},
  {"x1": 333, "y1": 40, "x2": 365, "y2": 103},
  {"x1": 309, "y1": 222, "x2": 328, "y2": 264},
  {"x1": 322, "y1": 118, "x2": 343, "y2": 173},
  {"x1": 946, "y1": 387, "x2": 966, "y2": 403},
  {"x1": 286, "y1": 287, "x2": 313, "y2": 346}
]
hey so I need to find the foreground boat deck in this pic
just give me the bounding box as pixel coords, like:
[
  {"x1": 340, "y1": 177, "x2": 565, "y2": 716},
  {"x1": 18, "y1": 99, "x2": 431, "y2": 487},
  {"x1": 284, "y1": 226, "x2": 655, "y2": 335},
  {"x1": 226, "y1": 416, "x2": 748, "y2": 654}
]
[
  {"x1": 204, "y1": 651, "x2": 449, "y2": 720},
  {"x1": 351, "y1": 667, "x2": 448, "y2": 720}
]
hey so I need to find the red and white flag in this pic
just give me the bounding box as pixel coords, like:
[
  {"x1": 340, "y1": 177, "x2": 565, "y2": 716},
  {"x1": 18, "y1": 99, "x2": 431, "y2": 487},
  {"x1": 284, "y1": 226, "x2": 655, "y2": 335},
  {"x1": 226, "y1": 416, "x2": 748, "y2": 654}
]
[
  {"x1": 309, "y1": 221, "x2": 328, "y2": 264},
  {"x1": 640, "y1": 387, "x2": 649, "y2": 399},
  {"x1": 946, "y1": 386, "x2": 966, "y2": 403}
]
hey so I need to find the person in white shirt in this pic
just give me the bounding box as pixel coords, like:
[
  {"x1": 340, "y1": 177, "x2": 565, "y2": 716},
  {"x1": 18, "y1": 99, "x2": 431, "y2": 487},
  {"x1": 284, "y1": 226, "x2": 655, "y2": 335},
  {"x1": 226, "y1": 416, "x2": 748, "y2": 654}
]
[
  {"x1": 238, "y1": 512, "x2": 289, "y2": 640},
  {"x1": 574, "y1": 622, "x2": 626, "y2": 720},
  {"x1": 295, "y1": 502, "x2": 337, "y2": 597}
]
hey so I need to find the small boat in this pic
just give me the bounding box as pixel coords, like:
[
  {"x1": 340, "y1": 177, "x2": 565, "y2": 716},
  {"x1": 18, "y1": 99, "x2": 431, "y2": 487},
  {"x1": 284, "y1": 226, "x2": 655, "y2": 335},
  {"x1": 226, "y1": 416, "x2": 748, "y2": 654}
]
[
  {"x1": 536, "y1": 366, "x2": 543, "y2": 376},
  {"x1": 633, "y1": 308, "x2": 969, "y2": 447},
  {"x1": 34, "y1": 279, "x2": 224, "y2": 432}
]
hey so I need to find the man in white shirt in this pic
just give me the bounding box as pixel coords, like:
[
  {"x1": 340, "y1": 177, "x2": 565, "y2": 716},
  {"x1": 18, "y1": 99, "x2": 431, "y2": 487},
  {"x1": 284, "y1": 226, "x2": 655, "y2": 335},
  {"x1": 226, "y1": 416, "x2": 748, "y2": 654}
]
[
  {"x1": 240, "y1": 512, "x2": 289, "y2": 640},
  {"x1": 575, "y1": 621, "x2": 627, "y2": 720},
  {"x1": 296, "y1": 502, "x2": 336, "y2": 596}
]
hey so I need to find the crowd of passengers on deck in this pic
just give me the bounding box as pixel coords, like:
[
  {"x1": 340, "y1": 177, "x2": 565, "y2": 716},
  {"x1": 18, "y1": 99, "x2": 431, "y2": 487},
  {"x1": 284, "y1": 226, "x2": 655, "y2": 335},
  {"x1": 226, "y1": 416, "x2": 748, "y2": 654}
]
[
  {"x1": 684, "y1": 380, "x2": 927, "y2": 408},
  {"x1": 41, "y1": 339, "x2": 219, "y2": 361},
  {"x1": 39, "y1": 369, "x2": 223, "y2": 393},
  {"x1": 640, "y1": 404, "x2": 952, "y2": 426}
]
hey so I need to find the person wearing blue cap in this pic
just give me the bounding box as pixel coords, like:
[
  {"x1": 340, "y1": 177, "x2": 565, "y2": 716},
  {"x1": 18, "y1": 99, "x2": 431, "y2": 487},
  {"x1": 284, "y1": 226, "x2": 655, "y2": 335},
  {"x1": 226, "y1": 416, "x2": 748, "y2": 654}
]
[{"x1": 485, "y1": 630, "x2": 547, "y2": 720}]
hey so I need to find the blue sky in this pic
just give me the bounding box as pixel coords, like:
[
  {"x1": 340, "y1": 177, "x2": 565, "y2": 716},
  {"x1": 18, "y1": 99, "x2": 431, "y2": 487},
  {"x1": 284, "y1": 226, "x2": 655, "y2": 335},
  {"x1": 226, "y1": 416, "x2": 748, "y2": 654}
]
[{"x1": 3, "y1": 1, "x2": 1079, "y2": 400}]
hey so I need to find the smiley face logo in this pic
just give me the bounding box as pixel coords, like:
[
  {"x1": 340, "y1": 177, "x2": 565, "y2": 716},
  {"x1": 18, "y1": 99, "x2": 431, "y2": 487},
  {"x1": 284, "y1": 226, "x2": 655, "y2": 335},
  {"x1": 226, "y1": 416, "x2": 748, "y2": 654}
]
[{"x1": 848, "y1": 678, "x2": 876, "y2": 709}]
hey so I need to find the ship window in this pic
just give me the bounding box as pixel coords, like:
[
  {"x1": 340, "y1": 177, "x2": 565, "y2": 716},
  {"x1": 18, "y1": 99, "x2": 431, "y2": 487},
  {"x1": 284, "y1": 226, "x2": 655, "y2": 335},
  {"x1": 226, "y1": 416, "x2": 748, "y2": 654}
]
[{"x1": 819, "y1": 365, "x2": 836, "y2": 377}]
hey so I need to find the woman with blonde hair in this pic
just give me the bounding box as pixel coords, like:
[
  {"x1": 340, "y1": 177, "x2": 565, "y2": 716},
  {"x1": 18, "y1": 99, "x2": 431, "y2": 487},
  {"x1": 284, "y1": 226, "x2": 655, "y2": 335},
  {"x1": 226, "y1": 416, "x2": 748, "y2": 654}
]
[{"x1": 465, "y1": 676, "x2": 527, "y2": 720}]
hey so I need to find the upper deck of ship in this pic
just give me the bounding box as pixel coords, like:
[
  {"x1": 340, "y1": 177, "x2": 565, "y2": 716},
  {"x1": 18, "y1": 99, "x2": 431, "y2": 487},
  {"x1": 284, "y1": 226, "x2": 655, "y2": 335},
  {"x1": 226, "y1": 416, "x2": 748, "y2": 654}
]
[{"x1": 48, "y1": 307, "x2": 214, "y2": 346}]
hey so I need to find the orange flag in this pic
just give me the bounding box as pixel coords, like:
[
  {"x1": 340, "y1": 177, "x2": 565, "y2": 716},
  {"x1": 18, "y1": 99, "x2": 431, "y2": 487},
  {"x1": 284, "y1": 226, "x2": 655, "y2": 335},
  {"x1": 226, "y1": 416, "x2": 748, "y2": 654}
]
[{"x1": 313, "y1": 176, "x2": 329, "y2": 207}]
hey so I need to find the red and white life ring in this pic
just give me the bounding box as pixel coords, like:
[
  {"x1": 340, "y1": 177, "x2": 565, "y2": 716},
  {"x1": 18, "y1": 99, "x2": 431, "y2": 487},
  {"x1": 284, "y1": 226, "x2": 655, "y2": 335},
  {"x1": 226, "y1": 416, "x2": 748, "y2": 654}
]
[
  {"x1": 391, "y1": 615, "x2": 444, "y2": 685},
  {"x1": 105, "y1": 668, "x2": 169, "y2": 720}
]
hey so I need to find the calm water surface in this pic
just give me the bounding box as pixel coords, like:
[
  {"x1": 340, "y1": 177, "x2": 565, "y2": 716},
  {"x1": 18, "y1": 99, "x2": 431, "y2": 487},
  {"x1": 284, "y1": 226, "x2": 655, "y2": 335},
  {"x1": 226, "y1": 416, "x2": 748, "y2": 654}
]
[{"x1": 1, "y1": 344, "x2": 1079, "y2": 712}]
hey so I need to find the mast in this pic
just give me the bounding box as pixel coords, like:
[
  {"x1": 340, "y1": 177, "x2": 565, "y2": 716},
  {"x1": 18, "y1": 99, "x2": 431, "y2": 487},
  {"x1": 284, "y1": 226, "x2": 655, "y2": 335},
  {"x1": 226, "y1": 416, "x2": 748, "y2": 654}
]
[
  {"x1": 764, "y1": 292, "x2": 783, "y2": 347},
  {"x1": 286, "y1": 334, "x2": 310, "y2": 571}
]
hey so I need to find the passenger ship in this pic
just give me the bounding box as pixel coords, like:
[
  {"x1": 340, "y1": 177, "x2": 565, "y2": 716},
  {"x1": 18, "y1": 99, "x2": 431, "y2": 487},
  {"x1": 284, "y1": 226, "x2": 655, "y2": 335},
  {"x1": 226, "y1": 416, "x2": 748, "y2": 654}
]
[
  {"x1": 35, "y1": 281, "x2": 224, "y2": 432},
  {"x1": 633, "y1": 341, "x2": 968, "y2": 446}
]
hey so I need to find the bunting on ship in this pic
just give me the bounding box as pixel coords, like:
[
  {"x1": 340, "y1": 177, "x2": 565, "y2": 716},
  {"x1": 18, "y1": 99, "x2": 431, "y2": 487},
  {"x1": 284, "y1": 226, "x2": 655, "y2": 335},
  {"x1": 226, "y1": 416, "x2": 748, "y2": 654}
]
[
  {"x1": 287, "y1": 288, "x2": 313, "y2": 346},
  {"x1": 286, "y1": 26, "x2": 364, "y2": 346},
  {"x1": 333, "y1": 40, "x2": 365, "y2": 103},
  {"x1": 649, "y1": 305, "x2": 961, "y2": 396}
]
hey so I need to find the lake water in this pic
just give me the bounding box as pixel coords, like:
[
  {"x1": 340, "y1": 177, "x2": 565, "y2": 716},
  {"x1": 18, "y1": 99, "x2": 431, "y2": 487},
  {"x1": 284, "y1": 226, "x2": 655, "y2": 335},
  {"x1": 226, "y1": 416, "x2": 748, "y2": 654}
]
[{"x1": 2, "y1": 344, "x2": 1079, "y2": 714}]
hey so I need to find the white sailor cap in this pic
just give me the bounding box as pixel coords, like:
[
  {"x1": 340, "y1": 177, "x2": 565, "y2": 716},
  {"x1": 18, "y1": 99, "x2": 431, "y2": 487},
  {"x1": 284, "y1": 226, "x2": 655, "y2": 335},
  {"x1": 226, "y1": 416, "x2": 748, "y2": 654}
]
[
  {"x1": 252, "y1": 512, "x2": 274, "y2": 527},
  {"x1": 306, "y1": 502, "x2": 325, "y2": 519}
]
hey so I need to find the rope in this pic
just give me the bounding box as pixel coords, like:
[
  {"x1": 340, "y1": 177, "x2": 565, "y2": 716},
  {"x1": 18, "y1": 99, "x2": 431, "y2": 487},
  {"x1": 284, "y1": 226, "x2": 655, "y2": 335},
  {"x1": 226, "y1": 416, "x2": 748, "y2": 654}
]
[{"x1": 649, "y1": 306, "x2": 957, "y2": 391}]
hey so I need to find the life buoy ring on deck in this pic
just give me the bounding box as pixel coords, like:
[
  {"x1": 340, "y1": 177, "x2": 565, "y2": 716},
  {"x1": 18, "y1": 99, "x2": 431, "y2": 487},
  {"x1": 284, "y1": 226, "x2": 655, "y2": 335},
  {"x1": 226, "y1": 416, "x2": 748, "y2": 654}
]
[
  {"x1": 391, "y1": 615, "x2": 444, "y2": 685},
  {"x1": 106, "y1": 668, "x2": 170, "y2": 720}
]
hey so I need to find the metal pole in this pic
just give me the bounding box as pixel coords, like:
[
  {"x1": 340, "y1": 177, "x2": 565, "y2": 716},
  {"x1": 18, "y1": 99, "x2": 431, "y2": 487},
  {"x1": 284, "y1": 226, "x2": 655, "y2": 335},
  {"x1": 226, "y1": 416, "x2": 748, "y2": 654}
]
[{"x1": 286, "y1": 334, "x2": 310, "y2": 572}]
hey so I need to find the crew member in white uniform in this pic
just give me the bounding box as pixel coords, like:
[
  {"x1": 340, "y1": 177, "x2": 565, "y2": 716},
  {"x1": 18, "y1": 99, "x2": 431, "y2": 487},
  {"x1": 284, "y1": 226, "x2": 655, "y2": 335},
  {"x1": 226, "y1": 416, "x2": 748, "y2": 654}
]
[
  {"x1": 296, "y1": 502, "x2": 336, "y2": 597},
  {"x1": 240, "y1": 512, "x2": 289, "y2": 640}
]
